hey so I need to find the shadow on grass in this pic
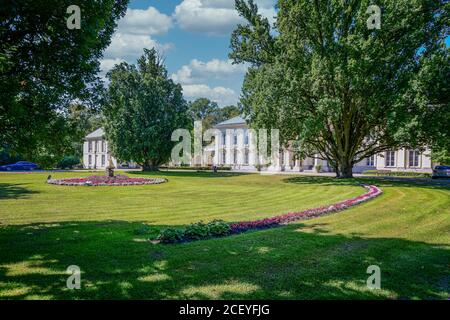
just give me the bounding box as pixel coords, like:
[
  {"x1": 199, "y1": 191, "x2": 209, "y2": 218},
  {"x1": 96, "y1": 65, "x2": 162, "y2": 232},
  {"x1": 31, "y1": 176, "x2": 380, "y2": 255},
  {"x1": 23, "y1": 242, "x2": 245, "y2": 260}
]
[
  {"x1": 283, "y1": 175, "x2": 450, "y2": 191},
  {"x1": 0, "y1": 183, "x2": 38, "y2": 200},
  {"x1": 0, "y1": 220, "x2": 448, "y2": 300}
]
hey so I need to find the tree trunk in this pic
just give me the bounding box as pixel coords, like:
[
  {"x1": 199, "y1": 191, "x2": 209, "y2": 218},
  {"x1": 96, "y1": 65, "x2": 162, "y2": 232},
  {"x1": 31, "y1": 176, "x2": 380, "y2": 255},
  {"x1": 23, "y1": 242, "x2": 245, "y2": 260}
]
[
  {"x1": 336, "y1": 161, "x2": 353, "y2": 178},
  {"x1": 142, "y1": 160, "x2": 159, "y2": 172}
]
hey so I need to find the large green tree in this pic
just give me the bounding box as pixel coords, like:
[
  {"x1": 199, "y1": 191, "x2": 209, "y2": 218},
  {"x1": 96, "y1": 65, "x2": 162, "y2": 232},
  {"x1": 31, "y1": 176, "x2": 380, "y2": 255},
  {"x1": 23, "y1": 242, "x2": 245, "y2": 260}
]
[
  {"x1": 0, "y1": 0, "x2": 128, "y2": 162},
  {"x1": 104, "y1": 49, "x2": 191, "y2": 171},
  {"x1": 230, "y1": 0, "x2": 449, "y2": 177}
]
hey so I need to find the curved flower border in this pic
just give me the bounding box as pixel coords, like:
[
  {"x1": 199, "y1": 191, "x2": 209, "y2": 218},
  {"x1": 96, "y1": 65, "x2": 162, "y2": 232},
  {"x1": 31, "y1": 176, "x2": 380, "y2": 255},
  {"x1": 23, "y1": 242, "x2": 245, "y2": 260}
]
[
  {"x1": 47, "y1": 176, "x2": 167, "y2": 187},
  {"x1": 229, "y1": 185, "x2": 382, "y2": 234}
]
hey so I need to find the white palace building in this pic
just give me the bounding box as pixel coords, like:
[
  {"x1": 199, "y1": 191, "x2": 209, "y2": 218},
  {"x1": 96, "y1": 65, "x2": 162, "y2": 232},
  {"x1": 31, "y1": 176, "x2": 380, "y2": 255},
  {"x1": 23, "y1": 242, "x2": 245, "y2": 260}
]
[
  {"x1": 83, "y1": 116, "x2": 433, "y2": 173},
  {"x1": 191, "y1": 116, "x2": 433, "y2": 173}
]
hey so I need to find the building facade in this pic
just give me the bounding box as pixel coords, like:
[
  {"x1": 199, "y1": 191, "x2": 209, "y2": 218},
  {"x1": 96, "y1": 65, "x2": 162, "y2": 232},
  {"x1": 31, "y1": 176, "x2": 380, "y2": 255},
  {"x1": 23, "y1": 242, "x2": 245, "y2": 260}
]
[
  {"x1": 195, "y1": 116, "x2": 433, "y2": 173},
  {"x1": 82, "y1": 128, "x2": 139, "y2": 169},
  {"x1": 84, "y1": 119, "x2": 434, "y2": 173}
]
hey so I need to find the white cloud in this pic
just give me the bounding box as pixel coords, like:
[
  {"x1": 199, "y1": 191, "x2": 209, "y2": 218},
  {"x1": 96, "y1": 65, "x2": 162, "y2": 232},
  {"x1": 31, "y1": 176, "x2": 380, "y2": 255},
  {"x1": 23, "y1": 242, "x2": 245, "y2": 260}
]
[
  {"x1": 171, "y1": 58, "x2": 247, "y2": 106},
  {"x1": 100, "y1": 7, "x2": 173, "y2": 79},
  {"x1": 103, "y1": 33, "x2": 172, "y2": 62},
  {"x1": 99, "y1": 58, "x2": 124, "y2": 79},
  {"x1": 182, "y1": 84, "x2": 238, "y2": 106},
  {"x1": 174, "y1": 0, "x2": 276, "y2": 36},
  {"x1": 171, "y1": 58, "x2": 247, "y2": 84},
  {"x1": 117, "y1": 7, "x2": 173, "y2": 36}
]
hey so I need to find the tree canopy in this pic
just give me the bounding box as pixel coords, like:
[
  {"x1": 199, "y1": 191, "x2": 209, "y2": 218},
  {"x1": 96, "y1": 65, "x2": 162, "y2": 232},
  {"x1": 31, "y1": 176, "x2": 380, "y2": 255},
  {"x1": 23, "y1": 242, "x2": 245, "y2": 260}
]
[
  {"x1": 104, "y1": 49, "x2": 191, "y2": 171},
  {"x1": 230, "y1": 0, "x2": 449, "y2": 177},
  {"x1": 0, "y1": 0, "x2": 128, "y2": 163},
  {"x1": 188, "y1": 98, "x2": 242, "y2": 130}
]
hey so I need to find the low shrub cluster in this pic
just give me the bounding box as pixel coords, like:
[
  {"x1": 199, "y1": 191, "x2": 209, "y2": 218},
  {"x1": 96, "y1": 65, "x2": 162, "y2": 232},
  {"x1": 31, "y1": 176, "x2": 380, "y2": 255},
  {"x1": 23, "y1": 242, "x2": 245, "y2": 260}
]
[
  {"x1": 160, "y1": 166, "x2": 232, "y2": 171},
  {"x1": 57, "y1": 156, "x2": 80, "y2": 169},
  {"x1": 363, "y1": 170, "x2": 431, "y2": 178},
  {"x1": 157, "y1": 220, "x2": 231, "y2": 243}
]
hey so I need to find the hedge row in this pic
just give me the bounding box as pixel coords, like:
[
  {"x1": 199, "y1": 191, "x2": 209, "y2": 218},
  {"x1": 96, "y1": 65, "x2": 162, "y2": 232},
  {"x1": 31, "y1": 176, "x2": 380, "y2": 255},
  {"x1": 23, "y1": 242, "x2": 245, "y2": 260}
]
[
  {"x1": 362, "y1": 170, "x2": 431, "y2": 177},
  {"x1": 160, "y1": 166, "x2": 232, "y2": 171}
]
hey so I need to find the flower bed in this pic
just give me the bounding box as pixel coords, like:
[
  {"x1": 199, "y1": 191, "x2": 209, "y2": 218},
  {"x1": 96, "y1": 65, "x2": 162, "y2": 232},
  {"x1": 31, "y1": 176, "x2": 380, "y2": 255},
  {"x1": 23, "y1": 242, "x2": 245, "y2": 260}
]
[
  {"x1": 47, "y1": 174, "x2": 167, "y2": 186},
  {"x1": 229, "y1": 185, "x2": 382, "y2": 234},
  {"x1": 157, "y1": 185, "x2": 382, "y2": 243}
]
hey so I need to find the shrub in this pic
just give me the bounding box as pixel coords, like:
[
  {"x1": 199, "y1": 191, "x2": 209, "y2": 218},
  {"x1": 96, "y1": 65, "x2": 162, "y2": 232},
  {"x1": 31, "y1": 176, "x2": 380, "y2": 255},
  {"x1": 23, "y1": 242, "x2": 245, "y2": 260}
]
[
  {"x1": 157, "y1": 228, "x2": 185, "y2": 244},
  {"x1": 57, "y1": 156, "x2": 80, "y2": 169},
  {"x1": 134, "y1": 224, "x2": 152, "y2": 235},
  {"x1": 362, "y1": 170, "x2": 431, "y2": 178},
  {"x1": 157, "y1": 220, "x2": 231, "y2": 243},
  {"x1": 184, "y1": 221, "x2": 211, "y2": 240},
  {"x1": 208, "y1": 220, "x2": 231, "y2": 237},
  {"x1": 160, "y1": 166, "x2": 232, "y2": 171}
]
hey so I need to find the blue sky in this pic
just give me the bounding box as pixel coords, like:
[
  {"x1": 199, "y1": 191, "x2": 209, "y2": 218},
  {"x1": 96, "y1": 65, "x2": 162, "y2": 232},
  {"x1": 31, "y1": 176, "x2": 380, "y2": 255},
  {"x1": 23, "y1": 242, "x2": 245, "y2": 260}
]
[
  {"x1": 100, "y1": 0, "x2": 449, "y2": 107},
  {"x1": 100, "y1": 0, "x2": 277, "y2": 106}
]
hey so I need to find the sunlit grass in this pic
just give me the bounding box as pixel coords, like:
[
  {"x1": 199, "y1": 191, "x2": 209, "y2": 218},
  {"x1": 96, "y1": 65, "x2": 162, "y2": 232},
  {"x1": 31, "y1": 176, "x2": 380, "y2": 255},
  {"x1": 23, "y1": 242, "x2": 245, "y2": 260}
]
[{"x1": 0, "y1": 171, "x2": 449, "y2": 299}]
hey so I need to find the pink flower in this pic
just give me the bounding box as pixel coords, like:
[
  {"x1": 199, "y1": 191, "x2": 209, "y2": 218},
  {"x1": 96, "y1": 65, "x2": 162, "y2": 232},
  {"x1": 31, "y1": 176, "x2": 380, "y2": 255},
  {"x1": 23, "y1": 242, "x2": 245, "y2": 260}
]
[{"x1": 229, "y1": 185, "x2": 382, "y2": 234}]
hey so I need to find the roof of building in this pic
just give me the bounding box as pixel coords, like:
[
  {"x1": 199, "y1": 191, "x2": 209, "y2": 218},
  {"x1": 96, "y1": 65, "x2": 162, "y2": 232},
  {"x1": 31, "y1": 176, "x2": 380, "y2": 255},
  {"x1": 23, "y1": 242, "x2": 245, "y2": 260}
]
[
  {"x1": 86, "y1": 128, "x2": 105, "y2": 139},
  {"x1": 215, "y1": 116, "x2": 247, "y2": 127}
]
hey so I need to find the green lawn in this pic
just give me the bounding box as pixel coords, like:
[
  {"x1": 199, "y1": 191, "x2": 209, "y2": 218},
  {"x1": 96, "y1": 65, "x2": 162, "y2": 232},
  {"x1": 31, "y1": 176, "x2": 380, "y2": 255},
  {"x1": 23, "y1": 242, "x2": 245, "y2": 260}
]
[{"x1": 0, "y1": 171, "x2": 449, "y2": 299}]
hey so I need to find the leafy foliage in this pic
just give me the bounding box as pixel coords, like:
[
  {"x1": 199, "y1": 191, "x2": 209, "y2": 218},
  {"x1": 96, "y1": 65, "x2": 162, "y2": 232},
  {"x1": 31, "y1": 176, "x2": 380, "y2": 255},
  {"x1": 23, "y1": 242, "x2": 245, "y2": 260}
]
[
  {"x1": 188, "y1": 98, "x2": 242, "y2": 130},
  {"x1": 230, "y1": 0, "x2": 449, "y2": 178},
  {"x1": 0, "y1": 0, "x2": 128, "y2": 162},
  {"x1": 103, "y1": 49, "x2": 191, "y2": 171},
  {"x1": 56, "y1": 156, "x2": 81, "y2": 170},
  {"x1": 157, "y1": 220, "x2": 231, "y2": 243}
]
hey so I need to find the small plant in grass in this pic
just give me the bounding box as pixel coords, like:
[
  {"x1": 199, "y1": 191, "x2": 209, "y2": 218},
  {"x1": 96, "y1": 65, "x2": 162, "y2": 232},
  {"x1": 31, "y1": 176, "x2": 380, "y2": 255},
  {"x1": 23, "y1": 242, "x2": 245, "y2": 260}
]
[
  {"x1": 208, "y1": 220, "x2": 231, "y2": 237},
  {"x1": 134, "y1": 224, "x2": 152, "y2": 235},
  {"x1": 157, "y1": 220, "x2": 231, "y2": 243},
  {"x1": 184, "y1": 221, "x2": 211, "y2": 240},
  {"x1": 157, "y1": 228, "x2": 185, "y2": 243}
]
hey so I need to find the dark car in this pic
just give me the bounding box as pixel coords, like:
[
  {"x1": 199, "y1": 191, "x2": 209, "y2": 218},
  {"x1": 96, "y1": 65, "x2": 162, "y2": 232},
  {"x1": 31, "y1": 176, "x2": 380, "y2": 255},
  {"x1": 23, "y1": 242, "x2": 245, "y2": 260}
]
[
  {"x1": 432, "y1": 165, "x2": 450, "y2": 179},
  {"x1": 0, "y1": 161, "x2": 39, "y2": 171}
]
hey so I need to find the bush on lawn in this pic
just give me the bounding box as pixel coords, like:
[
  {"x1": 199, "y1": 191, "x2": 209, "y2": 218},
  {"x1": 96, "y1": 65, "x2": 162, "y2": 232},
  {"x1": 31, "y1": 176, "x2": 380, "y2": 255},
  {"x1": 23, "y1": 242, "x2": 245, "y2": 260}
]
[
  {"x1": 363, "y1": 169, "x2": 431, "y2": 178},
  {"x1": 158, "y1": 228, "x2": 185, "y2": 243},
  {"x1": 160, "y1": 166, "x2": 232, "y2": 171},
  {"x1": 157, "y1": 220, "x2": 231, "y2": 243},
  {"x1": 57, "y1": 156, "x2": 81, "y2": 169}
]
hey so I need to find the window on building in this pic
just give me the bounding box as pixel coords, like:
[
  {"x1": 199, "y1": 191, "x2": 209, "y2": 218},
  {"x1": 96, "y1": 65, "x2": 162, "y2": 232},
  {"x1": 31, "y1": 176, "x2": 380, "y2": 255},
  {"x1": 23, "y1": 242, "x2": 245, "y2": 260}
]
[
  {"x1": 88, "y1": 141, "x2": 92, "y2": 152},
  {"x1": 233, "y1": 149, "x2": 237, "y2": 164},
  {"x1": 386, "y1": 151, "x2": 396, "y2": 167},
  {"x1": 88, "y1": 155, "x2": 92, "y2": 165},
  {"x1": 233, "y1": 131, "x2": 238, "y2": 145},
  {"x1": 102, "y1": 155, "x2": 105, "y2": 166},
  {"x1": 409, "y1": 150, "x2": 420, "y2": 167},
  {"x1": 101, "y1": 140, "x2": 105, "y2": 152},
  {"x1": 366, "y1": 155, "x2": 375, "y2": 166},
  {"x1": 222, "y1": 132, "x2": 226, "y2": 146},
  {"x1": 244, "y1": 130, "x2": 249, "y2": 145},
  {"x1": 244, "y1": 149, "x2": 249, "y2": 165}
]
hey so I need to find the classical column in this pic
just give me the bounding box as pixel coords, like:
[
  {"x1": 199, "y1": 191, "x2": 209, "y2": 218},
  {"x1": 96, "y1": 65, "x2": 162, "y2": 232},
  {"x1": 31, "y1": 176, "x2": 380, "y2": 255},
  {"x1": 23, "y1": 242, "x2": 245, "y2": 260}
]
[
  {"x1": 248, "y1": 129, "x2": 257, "y2": 169},
  {"x1": 293, "y1": 157, "x2": 301, "y2": 172},
  {"x1": 225, "y1": 129, "x2": 233, "y2": 165},
  {"x1": 237, "y1": 128, "x2": 245, "y2": 166}
]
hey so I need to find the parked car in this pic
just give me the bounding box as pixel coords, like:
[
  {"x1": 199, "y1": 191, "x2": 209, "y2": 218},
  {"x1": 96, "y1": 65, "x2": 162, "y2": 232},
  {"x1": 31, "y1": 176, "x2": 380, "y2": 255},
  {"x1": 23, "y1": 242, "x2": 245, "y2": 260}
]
[
  {"x1": 432, "y1": 165, "x2": 450, "y2": 179},
  {"x1": 0, "y1": 161, "x2": 39, "y2": 171}
]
